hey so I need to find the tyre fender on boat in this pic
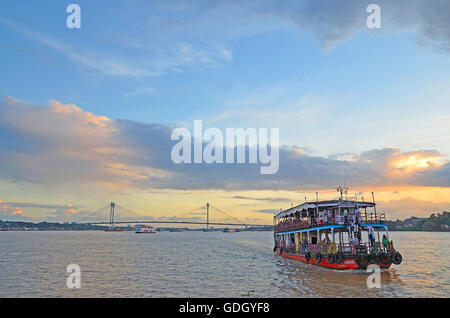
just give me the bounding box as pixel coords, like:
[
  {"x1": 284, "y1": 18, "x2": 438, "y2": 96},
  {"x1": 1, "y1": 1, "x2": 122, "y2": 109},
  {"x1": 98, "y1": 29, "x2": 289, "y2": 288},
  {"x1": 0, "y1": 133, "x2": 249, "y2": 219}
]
[
  {"x1": 379, "y1": 253, "x2": 391, "y2": 265},
  {"x1": 368, "y1": 253, "x2": 379, "y2": 264},
  {"x1": 305, "y1": 252, "x2": 311, "y2": 263},
  {"x1": 356, "y1": 254, "x2": 368, "y2": 269},
  {"x1": 327, "y1": 253, "x2": 335, "y2": 264},
  {"x1": 334, "y1": 252, "x2": 344, "y2": 264},
  {"x1": 392, "y1": 252, "x2": 403, "y2": 265},
  {"x1": 315, "y1": 253, "x2": 322, "y2": 264}
]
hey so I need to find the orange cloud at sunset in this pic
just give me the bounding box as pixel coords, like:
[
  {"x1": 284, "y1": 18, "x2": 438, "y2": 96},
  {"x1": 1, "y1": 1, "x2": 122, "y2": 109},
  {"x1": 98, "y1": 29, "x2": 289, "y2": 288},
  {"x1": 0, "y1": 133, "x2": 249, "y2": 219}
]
[
  {"x1": 12, "y1": 209, "x2": 24, "y2": 216},
  {"x1": 390, "y1": 151, "x2": 444, "y2": 173}
]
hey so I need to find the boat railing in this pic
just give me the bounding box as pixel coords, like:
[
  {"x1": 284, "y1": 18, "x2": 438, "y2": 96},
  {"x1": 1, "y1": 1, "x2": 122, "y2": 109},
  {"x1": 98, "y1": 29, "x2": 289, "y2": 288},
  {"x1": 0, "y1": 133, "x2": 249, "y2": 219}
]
[
  {"x1": 336, "y1": 242, "x2": 370, "y2": 254},
  {"x1": 283, "y1": 241, "x2": 373, "y2": 255},
  {"x1": 274, "y1": 219, "x2": 309, "y2": 232},
  {"x1": 275, "y1": 211, "x2": 387, "y2": 233},
  {"x1": 360, "y1": 211, "x2": 386, "y2": 224}
]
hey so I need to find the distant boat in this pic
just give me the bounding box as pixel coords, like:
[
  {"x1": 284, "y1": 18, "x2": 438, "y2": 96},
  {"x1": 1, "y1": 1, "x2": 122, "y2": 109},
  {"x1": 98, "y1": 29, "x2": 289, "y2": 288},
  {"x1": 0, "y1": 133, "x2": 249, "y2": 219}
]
[
  {"x1": 223, "y1": 228, "x2": 241, "y2": 232},
  {"x1": 135, "y1": 225, "x2": 156, "y2": 234},
  {"x1": 104, "y1": 227, "x2": 122, "y2": 232}
]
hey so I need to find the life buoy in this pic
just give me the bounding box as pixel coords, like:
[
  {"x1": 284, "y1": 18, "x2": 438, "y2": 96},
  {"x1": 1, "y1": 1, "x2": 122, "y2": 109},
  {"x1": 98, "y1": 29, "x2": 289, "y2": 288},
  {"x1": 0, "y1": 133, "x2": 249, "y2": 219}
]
[
  {"x1": 356, "y1": 254, "x2": 368, "y2": 269},
  {"x1": 315, "y1": 253, "x2": 322, "y2": 264},
  {"x1": 379, "y1": 253, "x2": 391, "y2": 265},
  {"x1": 328, "y1": 253, "x2": 335, "y2": 264},
  {"x1": 392, "y1": 252, "x2": 403, "y2": 265},
  {"x1": 334, "y1": 252, "x2": 344, "y2": 264},
  {"x1": 305, "y1": 252, "x2": 311, "y2": 263},
  {"x1": 368, "y1": 253, "x2": 379, "y2": 264}
]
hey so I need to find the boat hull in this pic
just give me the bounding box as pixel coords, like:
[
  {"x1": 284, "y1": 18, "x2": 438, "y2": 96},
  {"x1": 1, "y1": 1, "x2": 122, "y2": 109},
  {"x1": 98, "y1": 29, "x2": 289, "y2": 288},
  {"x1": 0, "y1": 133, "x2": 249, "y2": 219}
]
[{"x1": 275, "y1": 249, "x2": 392, "y2": 270}]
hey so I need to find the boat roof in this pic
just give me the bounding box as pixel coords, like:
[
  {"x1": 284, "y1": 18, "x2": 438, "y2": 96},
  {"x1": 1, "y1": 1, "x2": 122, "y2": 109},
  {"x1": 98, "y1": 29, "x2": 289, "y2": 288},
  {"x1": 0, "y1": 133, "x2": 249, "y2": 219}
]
[{"x1": 273, "y1": 199, "x2": 375, "y2": 220}]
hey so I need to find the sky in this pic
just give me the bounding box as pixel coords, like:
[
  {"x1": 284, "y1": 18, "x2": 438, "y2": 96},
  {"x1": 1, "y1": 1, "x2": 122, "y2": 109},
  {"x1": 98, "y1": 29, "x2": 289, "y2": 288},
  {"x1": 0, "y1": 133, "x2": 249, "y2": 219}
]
[{"x1": 0, "y1": 0, "x2": 449, "y2": 224}]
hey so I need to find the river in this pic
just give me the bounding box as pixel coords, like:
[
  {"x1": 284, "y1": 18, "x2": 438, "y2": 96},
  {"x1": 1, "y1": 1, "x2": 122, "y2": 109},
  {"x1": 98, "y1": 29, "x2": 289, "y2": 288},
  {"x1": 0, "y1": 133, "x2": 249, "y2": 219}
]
[{"x1": 0, "y1": 231, "x2": 448, "y2": 297}]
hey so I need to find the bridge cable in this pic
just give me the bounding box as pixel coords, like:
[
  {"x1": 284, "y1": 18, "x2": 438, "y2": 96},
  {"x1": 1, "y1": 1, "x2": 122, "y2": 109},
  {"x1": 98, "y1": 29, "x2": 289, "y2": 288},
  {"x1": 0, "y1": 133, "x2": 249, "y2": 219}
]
[{"x1": 209, "y1": 204, "x2": 247, "y2": 225}]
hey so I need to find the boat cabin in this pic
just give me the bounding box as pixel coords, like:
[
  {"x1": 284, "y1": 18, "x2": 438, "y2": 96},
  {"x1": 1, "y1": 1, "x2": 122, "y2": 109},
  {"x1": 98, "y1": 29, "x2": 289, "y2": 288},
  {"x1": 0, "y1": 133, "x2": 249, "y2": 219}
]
[{"x1": 274, "y1": 200, "x2": 392, "y2": 259}]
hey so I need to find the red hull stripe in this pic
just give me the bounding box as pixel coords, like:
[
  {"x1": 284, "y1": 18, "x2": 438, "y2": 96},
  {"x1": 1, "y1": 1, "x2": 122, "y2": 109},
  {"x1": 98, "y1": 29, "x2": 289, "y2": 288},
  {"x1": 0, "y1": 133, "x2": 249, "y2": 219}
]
[{"x1": 277, "y1": 251, "x2": 391, "y2": 270}]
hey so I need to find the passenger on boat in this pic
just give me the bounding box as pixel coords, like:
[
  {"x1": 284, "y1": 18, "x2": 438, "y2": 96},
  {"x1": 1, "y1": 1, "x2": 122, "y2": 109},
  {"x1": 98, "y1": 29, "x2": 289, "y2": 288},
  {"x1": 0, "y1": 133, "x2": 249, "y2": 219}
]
[
  {"x1": 350, "y1": 236, "x2": 357, "y2": 254},
  {"x1": 322, "y1": 235, "x2": 331, "y2": 252},
  {"x1": 324, "y1": 232, "x2": 331, "y2": 244},
  {"x1": 357, "y1": 231, "x2": 362, "y2": 243},
  {"x1": 304, "y1": 239, "x2": 309, "y2": 252},
  {"x1": 368, "y1": 229, "x2": 375, "y2": 246},
  {"x1": 355, "y1": 209, "x2": 360, "y2": 223},
  {"x1": 343, "y1": 209, "x2": 348, "y2": 225},
  {"x1": 382, "y1": 234, "x2": 389, "y2": 252}
]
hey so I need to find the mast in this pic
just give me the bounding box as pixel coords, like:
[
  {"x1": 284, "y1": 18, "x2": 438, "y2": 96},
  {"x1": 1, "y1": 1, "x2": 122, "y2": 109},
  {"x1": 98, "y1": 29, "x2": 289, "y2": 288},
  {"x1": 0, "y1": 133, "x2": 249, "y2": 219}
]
[
  {"x1": 372, "y1": 192, "x2": 377, "y2": 222},
  {"x1": 206, "y1": 202, "x2": 209, "y2": 231},
  {"x1": 315, "y1": 192, "x2": 319, "y2": 218}
]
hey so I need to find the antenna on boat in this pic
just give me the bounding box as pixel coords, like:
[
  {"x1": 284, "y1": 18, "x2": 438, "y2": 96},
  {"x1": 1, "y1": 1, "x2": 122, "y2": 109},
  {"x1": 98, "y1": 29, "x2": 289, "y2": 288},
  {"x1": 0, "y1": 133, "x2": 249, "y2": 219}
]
[
  {"x1": 371, "y1": 192, "x2": 377, "y2": 221},
  {"x1": 336, "y1": 185, "x2": 348, "y2": 200},
  {"x1": 316, "y1": 192, "x2": 319, "y2": 202}
]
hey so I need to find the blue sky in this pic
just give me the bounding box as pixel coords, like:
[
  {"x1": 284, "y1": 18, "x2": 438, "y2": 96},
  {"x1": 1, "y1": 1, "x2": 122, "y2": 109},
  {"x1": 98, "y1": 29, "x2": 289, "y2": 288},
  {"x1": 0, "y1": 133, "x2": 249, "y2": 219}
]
[
  {"x1": 1, "y1": 1, "x2": 449, "y2": 156},
  {"x1": 0, "y1": 0, "x2": 449, "y2": 221}
]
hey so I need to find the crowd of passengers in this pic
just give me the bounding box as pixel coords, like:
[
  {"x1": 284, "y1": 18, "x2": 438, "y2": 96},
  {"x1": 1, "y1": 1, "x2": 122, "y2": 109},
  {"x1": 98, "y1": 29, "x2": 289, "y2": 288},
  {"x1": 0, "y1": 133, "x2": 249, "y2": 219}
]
[
  {"x1": 276, "y1": 208, "x2": 392, "y2": 255},
  {"x1": 276, "y1": 207, "x2": 369, "y2": 227}
]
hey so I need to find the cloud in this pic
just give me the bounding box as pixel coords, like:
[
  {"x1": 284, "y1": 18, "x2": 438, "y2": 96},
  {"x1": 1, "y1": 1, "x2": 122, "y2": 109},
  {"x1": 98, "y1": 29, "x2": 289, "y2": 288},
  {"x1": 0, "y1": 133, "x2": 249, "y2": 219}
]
[
  {"x1": 130, "y1": 0, "x2": 450, "y2": 53},
  {"x1": 12, "y1": 208, "x2": 23, "y2": 216},
  {"x1": 1, "y1": 202, "x2": 83, "y2": 210},
  {"x1": 1, "y1": 97, "x2": 449, "y2": 193},
  {"x1": 0, "y1": 17, "x2": 232, "y2": 77},
  {"x1": 0, "y1": 96, "x2": 168, "y2": 190},
  {"x1": 226, "y1": 195, "x2": 292, "y2": 203},
  {"x1": 252, "y1": 209, "x2": 278, "y2": 214},
  {"x1": 123, "y1": 87, "x2": 156, "y2": 98}
]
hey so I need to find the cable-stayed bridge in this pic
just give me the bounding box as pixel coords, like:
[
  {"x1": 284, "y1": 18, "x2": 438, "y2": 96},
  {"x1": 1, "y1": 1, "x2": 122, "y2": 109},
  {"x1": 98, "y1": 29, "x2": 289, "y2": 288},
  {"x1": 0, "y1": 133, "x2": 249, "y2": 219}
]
[{"x1": 87, "y1": 202, "x2": 272, "y2": 229}]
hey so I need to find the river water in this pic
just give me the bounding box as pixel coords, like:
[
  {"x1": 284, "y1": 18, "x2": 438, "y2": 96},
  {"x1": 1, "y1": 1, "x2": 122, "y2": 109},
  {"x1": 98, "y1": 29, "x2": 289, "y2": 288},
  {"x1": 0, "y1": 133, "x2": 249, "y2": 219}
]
[{"x1": 0, "y1": 231, "x2": 448, "y2": 297}]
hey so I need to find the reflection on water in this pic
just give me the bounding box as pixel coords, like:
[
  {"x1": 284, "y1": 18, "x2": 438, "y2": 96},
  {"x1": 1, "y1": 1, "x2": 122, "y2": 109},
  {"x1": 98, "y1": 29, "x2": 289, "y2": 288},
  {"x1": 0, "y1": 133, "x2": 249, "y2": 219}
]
[{"x1": 0, "y1": 231, "x2": 448, "y2": 297}]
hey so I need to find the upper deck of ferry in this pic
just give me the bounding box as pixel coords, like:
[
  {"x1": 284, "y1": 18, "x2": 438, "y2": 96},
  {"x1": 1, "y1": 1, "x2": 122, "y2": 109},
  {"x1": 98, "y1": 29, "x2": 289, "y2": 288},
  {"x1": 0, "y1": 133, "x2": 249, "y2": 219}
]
[{"x1": 274, "y1": 198, "x2": 385, "y2": 234}]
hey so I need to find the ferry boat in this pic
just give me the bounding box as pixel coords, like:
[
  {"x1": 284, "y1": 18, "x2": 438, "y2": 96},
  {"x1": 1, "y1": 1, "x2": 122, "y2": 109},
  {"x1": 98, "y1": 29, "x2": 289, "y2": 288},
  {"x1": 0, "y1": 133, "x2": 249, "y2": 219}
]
[
  {"x1": 273, "y1": 187, "x2": 403, "y2": 270},
  {"x1": 104, "y1": 227, "x2": 122, "y2": 232},
  {"x1": 135, "y1": 225, "x2": 156, "y2": 234},
  {"x1": 223, "y1": 228, "x2": 241, "y2": 233}
]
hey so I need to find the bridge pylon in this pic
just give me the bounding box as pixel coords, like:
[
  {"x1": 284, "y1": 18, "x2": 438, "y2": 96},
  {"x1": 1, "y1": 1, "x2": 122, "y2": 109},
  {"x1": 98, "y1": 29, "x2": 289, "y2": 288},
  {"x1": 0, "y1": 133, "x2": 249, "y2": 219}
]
[{"x1": 109, "y1": 202, "x2": 115, "y2": 229}]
